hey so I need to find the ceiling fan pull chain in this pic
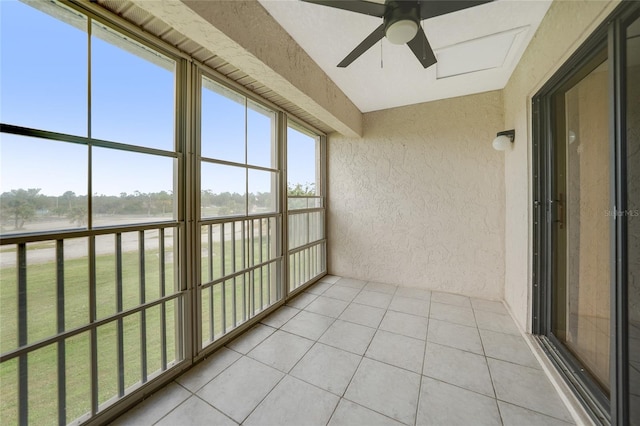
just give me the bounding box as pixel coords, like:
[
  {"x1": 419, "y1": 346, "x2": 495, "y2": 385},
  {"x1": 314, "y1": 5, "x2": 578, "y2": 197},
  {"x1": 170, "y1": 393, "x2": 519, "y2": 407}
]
[
  {"x1": 422, "y1": 20, "x2": 426, "y2": 60},
  {"x1": 381, "y1": 39, "x2": 384, "y2": 69}
]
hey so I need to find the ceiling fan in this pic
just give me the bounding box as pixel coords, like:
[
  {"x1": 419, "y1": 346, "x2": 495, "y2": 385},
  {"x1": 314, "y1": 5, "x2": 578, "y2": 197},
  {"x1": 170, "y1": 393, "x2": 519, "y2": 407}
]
[{"x1": 300, "y1": 0, "x2": 493, "y2": 68}]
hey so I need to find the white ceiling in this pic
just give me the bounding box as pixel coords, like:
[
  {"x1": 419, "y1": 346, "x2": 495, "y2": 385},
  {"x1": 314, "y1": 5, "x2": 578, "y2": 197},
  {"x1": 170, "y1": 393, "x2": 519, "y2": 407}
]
[{"x1": 258, "y1": 0, "x2": 552, "y2": 112}]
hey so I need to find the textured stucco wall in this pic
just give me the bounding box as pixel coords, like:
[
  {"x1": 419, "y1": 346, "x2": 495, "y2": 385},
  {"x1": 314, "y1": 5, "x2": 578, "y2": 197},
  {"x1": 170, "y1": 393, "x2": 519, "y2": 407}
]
[
  {"x1": 502, "y1": 0, "x2": 619, "y2": 331},
  {"x1": 328, "y1": 91, "x2": 505, "y2": 300}
]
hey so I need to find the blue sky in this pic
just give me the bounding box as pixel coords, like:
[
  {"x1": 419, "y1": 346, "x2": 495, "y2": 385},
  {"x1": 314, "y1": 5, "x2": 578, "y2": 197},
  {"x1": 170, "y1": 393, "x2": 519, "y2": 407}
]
[{"x1": 0, "y1": 0, "x2": 316, "y2": 197}]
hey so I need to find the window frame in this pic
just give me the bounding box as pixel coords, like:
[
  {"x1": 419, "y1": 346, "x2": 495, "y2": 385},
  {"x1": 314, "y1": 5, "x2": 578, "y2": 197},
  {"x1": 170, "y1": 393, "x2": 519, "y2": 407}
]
[{"x1": 0, "y1": 1, "x2": 329, "y2": 424}]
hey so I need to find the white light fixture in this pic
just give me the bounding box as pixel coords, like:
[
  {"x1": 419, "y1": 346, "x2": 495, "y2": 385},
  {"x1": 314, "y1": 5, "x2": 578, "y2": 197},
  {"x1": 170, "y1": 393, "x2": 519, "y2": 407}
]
[
  {"x1": 492, "y1": 129, "x2": 515, "y2": 151},
  {"x1": 385, "y1": 19, "x2": 418, "y2": 45}
]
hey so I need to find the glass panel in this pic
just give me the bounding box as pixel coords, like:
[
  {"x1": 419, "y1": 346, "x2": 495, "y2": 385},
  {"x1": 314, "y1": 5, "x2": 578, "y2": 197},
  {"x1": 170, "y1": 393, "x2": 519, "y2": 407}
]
[
  {"x1": 95, "y1": 234, "x2": 116, "y2": 320},
  {"x1": 201, "y1": 224, "x2": 222, "y2": 283},
  {"x1": 27, "y1": 242, "x2": 56, "y2": 344},
  {"x1": 92, "y1": 147, "x2": 175, "y2": 226},
  {"x1": 0, "y1": 247, "x2": 17, "y2": 352},
  {"x1": 0, "y1": 358, "x2": 18, "y2": 426},
  {"x1": 200, "y1": 163, "x2": 246, "y2": 217},
  {"x1": 145, "y1": 304, "x2": 162, "y2": 376},
  {"x1": 29, "y1": 344, "x2": 58, "y2": 425},
  {"x1": 65, "y1": 332, "x2": 91, "y2": 423},
  {"x1": 269, "y1": 217, "x2": 278, "y2": 261},
  {"x1": 249, "y1": 169, "x2": 276, "y2": 214},
  {"x1": 224, "y1": 224, "x2": 234, "y2": 276},
  {"x1": 287, "y1": 197, "x2": 323, "y2": 210},
  {"x1": 626, "y1": 15, "x2": 640, "y2": 423},
  {"x1": 288, "y1": 243, "x2": 324, "y2": 291},
  {"x1": 163, "y1": 228, "x2": 177, "y2": 296},
  {"x1": 234, "y1": 274, "x2": 246, "y2": 326},
  {"x1": 123, "y1": 313, "x2": 141, "y2": 389},
  {"x1": 201, "y1": 77, "x2": 245, "y2": 163},
  {"x1": 201, "y1": 286, "x2": 212, "y2": 346},
  {"x1": 553, "y1": 58, "x2": 610, "y2": 393},
  {"x1": 288, "y1": 212, "x2": 309, "y2": 250},
  {"x1": 164, "y1": 299, "x2": 178, "y2": 364},
  {"x1": 287, "y1": 125, "x2": 318, "y2": 196},
  {"x1": 212, "y1": 284, "x2": 224, "y2": 339},
  {"x1": 247, "y1": 101, "x2": 276, "y2": 168},
  {"x1": 97, "y1": 322, "x2": 117, "y2": 406},
  {"x1": 91, "y1": 23, "x2": 175, "y2": 150},
  {"x1": 0, "y1": 135, "x2": 88, "y2": 235},
  {"x1": 121, "y1": 231, "x2": 140, "y2": 312},
  {"x1": 0, "y1": 0, "x2": 87, "y2": 136},
  {"x1": 224, "y1": 279, "x2": 234, "y2": 331},
  {"x1": 65, "y1": 238, "x2": 90, "y2": 330},
  {"x1": 309, "y1": 211, "x2": 324, "y2": 243},
  {"x1": 143, "y1": 230, "x2": 160, "y2": 302}
]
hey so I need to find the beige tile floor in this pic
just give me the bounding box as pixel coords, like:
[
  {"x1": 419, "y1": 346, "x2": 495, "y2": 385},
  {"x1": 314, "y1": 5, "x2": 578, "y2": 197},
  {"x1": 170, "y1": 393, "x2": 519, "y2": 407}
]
[{"x1": 113, "y1": 275, "x2": 575, "y2": 426}]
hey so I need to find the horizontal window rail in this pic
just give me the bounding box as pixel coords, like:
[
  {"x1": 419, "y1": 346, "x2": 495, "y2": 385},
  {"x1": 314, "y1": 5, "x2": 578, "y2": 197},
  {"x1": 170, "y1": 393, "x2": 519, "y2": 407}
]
[
  {"x1": 200, "y1": 156, "x2": 279, "y2": 174},
  {"x1": 199, "y1": 212, "x2": 282, "y2": 227},
  {"x1": 0, "y1": 221, "x2": 181, "y2": 245},
  {"x1": 0, "y1": 123, "x2": 180, "y2": 159}
]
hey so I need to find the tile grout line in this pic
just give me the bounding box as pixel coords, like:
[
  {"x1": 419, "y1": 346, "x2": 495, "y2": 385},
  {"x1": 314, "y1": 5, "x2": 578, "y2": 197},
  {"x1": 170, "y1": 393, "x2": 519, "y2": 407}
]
[
  {"x1": 316, "y1": 277, "x2": 368, "y2": 426},
  {"x1": 278, "y1": 277, "x2": 360, "y2": 426},
  {"x1": 324, "y1": 282, "x2": 401, "y2": 425},
  {"x1": 145, "y1": 277, "x2": 571, "y2": 426},
  {"x1": 412, "y1": 291, "x2": 432, "y2": 426},
  {"x1": 471, "y1": 304, "x2": 504, "y2": 426},
  {"x1": 235, "y1": 280, "x2": 343, "y2": 424}
]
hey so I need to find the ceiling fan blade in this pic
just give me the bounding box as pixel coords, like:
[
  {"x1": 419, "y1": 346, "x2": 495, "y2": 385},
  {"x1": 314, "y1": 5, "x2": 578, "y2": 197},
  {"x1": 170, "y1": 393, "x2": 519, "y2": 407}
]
[
  {"x1": 406, "y1": 27, "x2": 437, "y2": 68},
  {"x1": 419, "y1": 0, "x2": 492, "y2": 20},
  {"x1": 300, "y1": 0, "x2": 386, "y2": 17},
  {"x1": 337, "y1": 23, "x2": 385, "y2": 67}
]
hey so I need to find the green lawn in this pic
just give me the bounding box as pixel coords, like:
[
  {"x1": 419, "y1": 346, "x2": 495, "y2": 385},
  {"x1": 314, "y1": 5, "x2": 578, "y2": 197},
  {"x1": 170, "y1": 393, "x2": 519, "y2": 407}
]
[
  {"x1": 0, "y1": 245, "x2": 179, "y2": 425},
  {"x1": 0, "y1": 228, "x2": 280, "y2": 425}
]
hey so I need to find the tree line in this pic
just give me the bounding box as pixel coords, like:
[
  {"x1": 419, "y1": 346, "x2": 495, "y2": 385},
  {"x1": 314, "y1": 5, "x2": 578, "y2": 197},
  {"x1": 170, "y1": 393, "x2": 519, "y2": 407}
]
[{"x1": 1, "y1": 183, "x2": 316, "y2": 230}]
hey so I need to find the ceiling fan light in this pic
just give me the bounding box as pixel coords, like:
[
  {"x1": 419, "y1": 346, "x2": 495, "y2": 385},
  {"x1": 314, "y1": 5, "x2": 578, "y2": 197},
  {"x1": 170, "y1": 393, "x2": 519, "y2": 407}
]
[{"x1": 385, "y1": 19, "x2": 418, "y2": 45}]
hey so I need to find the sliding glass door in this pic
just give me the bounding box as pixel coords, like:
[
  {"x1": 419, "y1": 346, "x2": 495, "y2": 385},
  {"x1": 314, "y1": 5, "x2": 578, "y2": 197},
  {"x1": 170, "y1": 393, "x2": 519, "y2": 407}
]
[
  {"x1": 624, "y1": 13, "x2": 640, "y2": 425},
  {"x1": 533, "y1": 3, "x2": 640, "y2": 424},
  {"x1": 550, "y1": 50, "x2": 611, "y2": 396}
]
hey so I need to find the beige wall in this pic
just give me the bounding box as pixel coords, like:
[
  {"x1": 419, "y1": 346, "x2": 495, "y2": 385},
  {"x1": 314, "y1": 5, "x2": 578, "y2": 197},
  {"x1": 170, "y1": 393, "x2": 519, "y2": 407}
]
[
  {"x1": 328, "y1": 91, "x2": 505, "y2": 300},
  {"x1": 502, "y1": 0, "x2": 619, "y2": 330},
  {"x1": 325, "y1": 0, "x2": 621, "y2": 322}
]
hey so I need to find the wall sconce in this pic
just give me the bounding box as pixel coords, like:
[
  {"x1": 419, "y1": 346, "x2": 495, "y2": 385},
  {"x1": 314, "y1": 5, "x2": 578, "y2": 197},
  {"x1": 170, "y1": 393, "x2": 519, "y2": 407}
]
[{"x1": 492, "y1": 129, "x2": 515, "y2": 151}]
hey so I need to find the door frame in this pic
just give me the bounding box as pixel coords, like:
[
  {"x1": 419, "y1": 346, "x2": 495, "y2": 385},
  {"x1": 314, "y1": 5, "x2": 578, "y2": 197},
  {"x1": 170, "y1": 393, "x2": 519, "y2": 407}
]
[{"x1": 532, "y1": 2, "x2": 639, "y2": 425}]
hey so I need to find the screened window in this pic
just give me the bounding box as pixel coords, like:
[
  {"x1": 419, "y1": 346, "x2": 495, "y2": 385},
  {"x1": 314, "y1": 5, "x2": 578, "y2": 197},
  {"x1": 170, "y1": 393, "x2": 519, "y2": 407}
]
[
  {"x1": 200, "y1": 76, "x2": 277, "y2": 219},
  {"x1": 0, "y1": 2, "x2": 181, "y2": 425},
  {"x1": 198, "y1": 75, "x2": 281, "y2": 349},
  {"x1": 287, "y1": 122, "x2": 326, "y2": 291},
  {"x1": 91, "y1": 23, "x2": 175, "y2": 150},
  {"x1": 0, "y1": 0, "x2": 87, "y2": 136},
  {"x1": 0, "y1": 1, "x2": 326, "y2": 424}
]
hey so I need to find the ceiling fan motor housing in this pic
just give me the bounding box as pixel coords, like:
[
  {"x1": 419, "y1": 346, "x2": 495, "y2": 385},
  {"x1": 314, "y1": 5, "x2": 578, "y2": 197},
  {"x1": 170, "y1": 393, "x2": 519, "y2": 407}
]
[{"x1": 383, "y1": 1, "x2": 420, "y2": 44}]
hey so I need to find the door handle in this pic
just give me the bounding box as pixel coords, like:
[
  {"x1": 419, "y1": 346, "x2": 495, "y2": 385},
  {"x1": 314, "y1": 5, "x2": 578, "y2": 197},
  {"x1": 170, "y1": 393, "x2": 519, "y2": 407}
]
[{"x1": 554, "y1": 193, "x2": 564, "y2": 229}]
